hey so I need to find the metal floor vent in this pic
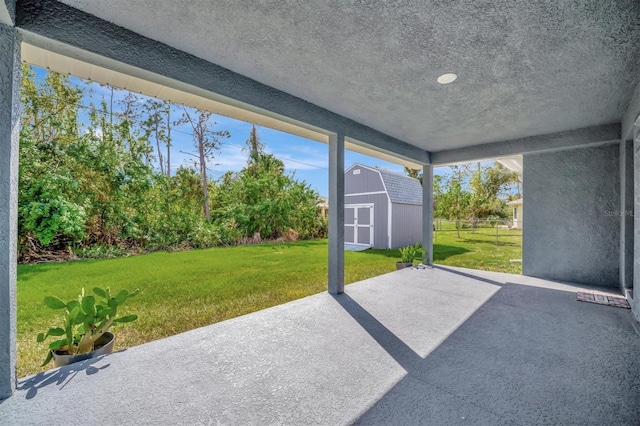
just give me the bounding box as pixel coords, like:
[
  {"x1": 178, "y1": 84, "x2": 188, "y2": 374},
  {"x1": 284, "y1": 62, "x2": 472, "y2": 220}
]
[{"x1": 577, "y1": 291, "x2": 630, "y2": 309}]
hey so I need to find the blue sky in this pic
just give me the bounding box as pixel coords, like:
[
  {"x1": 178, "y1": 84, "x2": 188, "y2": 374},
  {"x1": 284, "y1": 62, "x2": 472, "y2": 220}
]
[{"x1": 33, "y1": 66, "x2": 452, "y2": 197}]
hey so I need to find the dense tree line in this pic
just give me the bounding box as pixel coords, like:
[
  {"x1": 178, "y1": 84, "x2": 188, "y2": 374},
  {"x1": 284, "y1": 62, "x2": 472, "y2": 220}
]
[{"x1": 17, "y1": 66, "x2": 325, "y2": 262}]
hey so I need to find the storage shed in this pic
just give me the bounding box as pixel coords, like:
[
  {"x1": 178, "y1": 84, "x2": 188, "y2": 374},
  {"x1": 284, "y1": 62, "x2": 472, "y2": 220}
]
[{"x1": 344, "y1": 163, "x2": 423, "y2": 249}]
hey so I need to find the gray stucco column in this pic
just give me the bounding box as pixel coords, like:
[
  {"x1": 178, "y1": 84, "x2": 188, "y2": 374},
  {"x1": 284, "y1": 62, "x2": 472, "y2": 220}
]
[
  {"x1": 328, "y1": 133, "x2": 345, "y2": 294},
  {"x1": 620, "y1": 139, "x2": 634, "y2": 293},
  {"x1": 422, "y1": 164, "x2": 433, "y2": 265},
  {"x1": 633, "y1": 119, "x2": 640, "y2": 321},
  {"x1": 0, "y1": 23, "x2": 20, "y2": 400}
]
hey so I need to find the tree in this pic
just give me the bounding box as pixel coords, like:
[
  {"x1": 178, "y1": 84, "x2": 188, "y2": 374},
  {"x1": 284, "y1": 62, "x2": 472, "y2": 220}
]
[
  {"x1": 17, "y1": 65, "x2": 324, "y2": 261},
  {"x1": 432, "y1": 161, "x2": 520, "y2": 237},
  {"x1": 18, "y1": 64, "x2": 88, "y2": 258},
  {"x1": 175, "y1": 108, "x2": 230, "y2": 220},
  {"x1": 141, "y1": 100, "x2": 173, "y2": 176},
  {"x1": 404, "y1": 166, "x2": 422, "y2": 182},
  {"x1": 19, "y1": 65, "x2": 160, "y2": 256},
  {"x1": 244, "y1": 124, "x2": 264, "y2": 164},
  {"x1": 433, "y1": 174, "x2": 444, "y2": 211},
  {"x1": 435, "y1": 166, "x2": 471, "y2": 238},
  {"x1": 468, "y1": 162, "x2": 519, "y2": 219},
  {"x1": 211, "y1": 127, "x2": 320, "y2": 240}
]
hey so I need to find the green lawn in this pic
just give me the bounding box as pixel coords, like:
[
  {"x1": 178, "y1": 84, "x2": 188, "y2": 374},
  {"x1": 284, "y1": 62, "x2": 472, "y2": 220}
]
[
  {"x1": 17, "y1": 233, "x2": 521, "y2": 377},
  {"x1": 434, "y1": 222, "x2": 522, "y2": 273}
]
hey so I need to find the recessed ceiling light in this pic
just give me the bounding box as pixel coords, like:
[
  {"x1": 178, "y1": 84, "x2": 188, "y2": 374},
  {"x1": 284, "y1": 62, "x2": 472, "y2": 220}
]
[{"x1": 437, "y1": 73, "x2": 457, "y2": 85}]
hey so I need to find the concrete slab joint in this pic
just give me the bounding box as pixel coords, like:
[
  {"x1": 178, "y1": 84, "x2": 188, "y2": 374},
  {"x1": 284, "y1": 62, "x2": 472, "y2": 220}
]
[{"x1": 0, "y1": 22, "x2": 20, "y2": 400}]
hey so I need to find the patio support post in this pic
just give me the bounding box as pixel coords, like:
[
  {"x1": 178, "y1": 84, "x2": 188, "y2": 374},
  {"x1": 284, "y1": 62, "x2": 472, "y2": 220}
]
[
  {"x1": 422, "y1": 164, "x2": 434, "y2": 265},
  {"x1": 0, "y1": 23, "x2": 20, "y2": 399},
  {"x1": 620, "y1": 139, "x2": 634, "y2": 293},
  {"x1": 328, "y1": 132, "x2": 345, "y2": 294},
  {"x1": 632, "y1": 118, "x2": 640, "y2": 321}
]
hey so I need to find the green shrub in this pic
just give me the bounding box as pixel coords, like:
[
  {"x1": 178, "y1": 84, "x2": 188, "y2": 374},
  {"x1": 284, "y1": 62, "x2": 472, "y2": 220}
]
[
  {"x1": 37, "y1": 286, "x2": 138, "y2": 366},
  {"x1": 399, "y1": 243, "x2": 425, "y2": 264}
]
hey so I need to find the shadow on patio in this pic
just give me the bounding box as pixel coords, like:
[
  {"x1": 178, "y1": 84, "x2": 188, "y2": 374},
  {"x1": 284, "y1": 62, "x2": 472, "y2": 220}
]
[{"x1": 1, "y1": 266, "x2": 639, "y2": 424}]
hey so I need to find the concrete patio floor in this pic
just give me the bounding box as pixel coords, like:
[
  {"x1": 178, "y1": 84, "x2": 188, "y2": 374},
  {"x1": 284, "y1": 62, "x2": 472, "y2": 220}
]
[{"x1": 1, "y1": 266, "x2": 639, "y2": 425}]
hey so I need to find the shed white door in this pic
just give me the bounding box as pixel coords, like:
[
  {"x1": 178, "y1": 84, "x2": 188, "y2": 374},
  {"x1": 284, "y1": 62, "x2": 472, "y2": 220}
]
[{"x1": 345, "y1": 204, "x2": 374, "y2": 246}]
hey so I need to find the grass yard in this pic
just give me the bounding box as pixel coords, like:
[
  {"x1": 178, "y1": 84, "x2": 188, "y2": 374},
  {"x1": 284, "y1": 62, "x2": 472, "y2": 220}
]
[
  {"x1": 17, "y1": 240, "x2": 394, "y2": 377},
  {"x1": 434, "y1": 222, "x2": 522, "y2": 273},
  {"x1": 17, "y1": 233, "x2": 521, "y2": 377}
]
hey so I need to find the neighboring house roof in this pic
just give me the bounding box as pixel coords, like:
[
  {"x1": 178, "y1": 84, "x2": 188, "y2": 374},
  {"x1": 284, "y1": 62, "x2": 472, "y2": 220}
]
[
  {"x1": 317, "y1": 196, "x2": 328, "y2": 207},
  {"x1": 507, "y1": 198, "x2": 523, "y2": 205}
]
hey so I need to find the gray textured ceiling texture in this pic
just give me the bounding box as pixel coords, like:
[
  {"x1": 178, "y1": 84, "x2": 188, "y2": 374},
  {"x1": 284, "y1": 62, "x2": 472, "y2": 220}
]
[{"x1": 60, "y1": 0, "x2": 640, "y2": 152}]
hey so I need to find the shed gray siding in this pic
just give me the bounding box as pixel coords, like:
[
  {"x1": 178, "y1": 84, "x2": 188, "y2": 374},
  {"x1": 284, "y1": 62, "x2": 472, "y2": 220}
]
[
  {"x1": 345, "y1": 166, "x2": 385, "y2": 194},
  {"x1": 523, "y1": 144, "x2": 620, "y2": 287},
  {"x1": 391, "y1": 203, "x2": 423, "y2": 248},
  {"x1": 345, "y1": 194, "x2": 389, "y2": 249}
]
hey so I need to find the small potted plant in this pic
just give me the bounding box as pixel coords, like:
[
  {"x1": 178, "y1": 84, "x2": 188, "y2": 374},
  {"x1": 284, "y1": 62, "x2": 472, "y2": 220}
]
[
  {"x1": 396, "y1": 243, "x2": 425, "y2": 270},
  {"x1": 37, "y1": 286, "x2": 139, "y2": 368}
]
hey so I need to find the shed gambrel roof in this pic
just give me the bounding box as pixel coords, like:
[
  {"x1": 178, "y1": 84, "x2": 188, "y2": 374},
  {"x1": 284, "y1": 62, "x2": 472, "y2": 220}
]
[
  {"x1": 345, "y1": 163, "x2": 423, "y2": 205},
  {"x1": 378, "y1": 169, "x2": 423, "y2": 206}
]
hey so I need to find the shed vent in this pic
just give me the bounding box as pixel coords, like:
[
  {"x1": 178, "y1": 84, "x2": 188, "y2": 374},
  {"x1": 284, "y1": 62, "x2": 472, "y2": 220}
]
[{"x1": 353, "y1": 169, "x2": 360, "y2": 175}]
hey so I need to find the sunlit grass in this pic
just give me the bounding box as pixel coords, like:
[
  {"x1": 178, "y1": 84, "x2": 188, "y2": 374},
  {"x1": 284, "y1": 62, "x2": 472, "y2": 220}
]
[
  {"x1": 434, "y1": 223, "x2": 522, "y2": 274},
  {"x1": 17, "y1": 234, "x2": 521, "y2": 377},
  {"x1": 17, "y1": 240, "x2": 395, "y2": 377}
]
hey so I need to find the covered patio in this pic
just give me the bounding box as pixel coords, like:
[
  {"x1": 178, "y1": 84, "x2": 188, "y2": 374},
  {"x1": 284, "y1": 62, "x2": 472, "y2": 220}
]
[
  {"x1": 1, "y1": 0, "x2": 640, "y2": 421},
  {"x1": 1, "y1": 266, "x2": 639, "y2": 424}
]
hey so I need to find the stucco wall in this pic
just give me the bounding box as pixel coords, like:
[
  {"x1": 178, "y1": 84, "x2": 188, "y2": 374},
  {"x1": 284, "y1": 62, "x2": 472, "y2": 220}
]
[
  {"x1": 523, "y1": 144, "x2": 620, "y2": 287},
  {"x1": 632, "y1": 124, "x2": 640, "y2": 320}
]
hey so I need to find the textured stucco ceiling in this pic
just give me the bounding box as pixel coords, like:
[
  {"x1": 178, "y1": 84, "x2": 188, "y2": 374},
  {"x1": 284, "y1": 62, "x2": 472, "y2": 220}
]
[{"x1": 59, "y1": 0, "x2": 640, "y2": 152}]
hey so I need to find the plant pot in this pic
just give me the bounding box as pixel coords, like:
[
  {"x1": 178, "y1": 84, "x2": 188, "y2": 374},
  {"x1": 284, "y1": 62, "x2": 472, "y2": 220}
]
[
  {"x1": 396, "y1": 262, "x2": 413, "y2": 270},
  {"x1": 51, "y1": 332, "x2": 115, "y2": 368}
]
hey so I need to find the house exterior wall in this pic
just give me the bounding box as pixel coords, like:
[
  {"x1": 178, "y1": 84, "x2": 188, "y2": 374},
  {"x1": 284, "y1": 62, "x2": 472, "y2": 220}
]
[
  {"x1": 510, "y1": 202, "x2": 524, "y2": 229},
  {"x1": 345, "y1": 166, "x2": 385, "y2": 194},
  {"x1": 523, "y1": 144, "x2": 620, "y2": 287},
  {"x1": 391, "y1": 203, "x2": 422, "y2": 248},
  {"x1": 632, "y1": 123, "x2": 640, "y2": 321},
  {"x1": 344, "y1": 194, "x2": 389, "y2": 248}
]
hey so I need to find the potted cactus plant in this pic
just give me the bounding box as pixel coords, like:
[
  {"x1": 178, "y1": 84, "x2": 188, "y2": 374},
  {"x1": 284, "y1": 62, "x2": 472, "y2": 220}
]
[
  {"x1": 396, "y1": 243, "x2": 425, "y2": 270},
  {"x1": 37, "y1": 286, "x2": 139, "y2": 368}
]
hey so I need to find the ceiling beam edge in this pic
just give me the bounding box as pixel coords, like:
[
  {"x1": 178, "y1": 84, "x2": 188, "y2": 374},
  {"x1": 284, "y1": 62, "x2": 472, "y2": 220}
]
[
  {"x1": 431, "y1": 123, "x2": 621, "y2": 165},
  {"x1": 0, "y1": 1, "x2": 15, "y2": 26},
  {"x1": 15, "y1": 0, "x2": 430, "y2": 165}
]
